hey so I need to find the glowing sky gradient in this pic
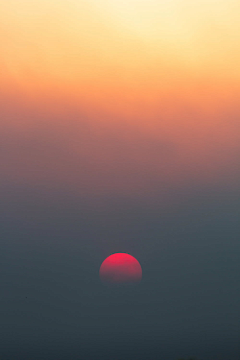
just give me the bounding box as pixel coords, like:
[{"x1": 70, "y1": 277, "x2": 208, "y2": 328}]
[
  {"x1": 1, "y1": 3, "x2": 240, "y2": 358},
  {"x1": 1, "y1": 0, "x2": 240, "y2": 196}
]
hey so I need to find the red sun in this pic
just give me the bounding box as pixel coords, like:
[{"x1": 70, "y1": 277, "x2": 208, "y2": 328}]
[{"x1": 99, "y1": 253, "x2": 142, "y2": 284}]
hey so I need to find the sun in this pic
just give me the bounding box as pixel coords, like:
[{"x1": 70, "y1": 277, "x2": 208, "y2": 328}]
[{"x1": 99, "y1": 253, "x2": 142, "y2": 284}]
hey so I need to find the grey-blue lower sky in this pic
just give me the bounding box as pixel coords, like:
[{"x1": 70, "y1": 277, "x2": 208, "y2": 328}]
[{"x1": 1, "y1": 184, "x2": 239, "y2": 360}]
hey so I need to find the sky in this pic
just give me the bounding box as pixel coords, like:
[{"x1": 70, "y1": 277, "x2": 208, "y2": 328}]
[{"x1": 0, "y1": 0, "x2": 240, "y2": 359}]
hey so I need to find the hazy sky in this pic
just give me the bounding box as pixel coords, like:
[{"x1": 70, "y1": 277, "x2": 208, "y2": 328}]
[{"x1": 1, "y1": 1, "x2": 240, "y2": 359}]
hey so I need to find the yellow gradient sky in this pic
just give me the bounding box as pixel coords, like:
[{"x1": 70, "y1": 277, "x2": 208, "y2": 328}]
[{"x1": 1, "y1": 0, "x2": 240, "y2": 196}]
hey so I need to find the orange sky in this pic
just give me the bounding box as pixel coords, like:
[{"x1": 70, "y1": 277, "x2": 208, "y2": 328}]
[{"x1": 1, "y1": 0, "x2": 240, "y2": 197}]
